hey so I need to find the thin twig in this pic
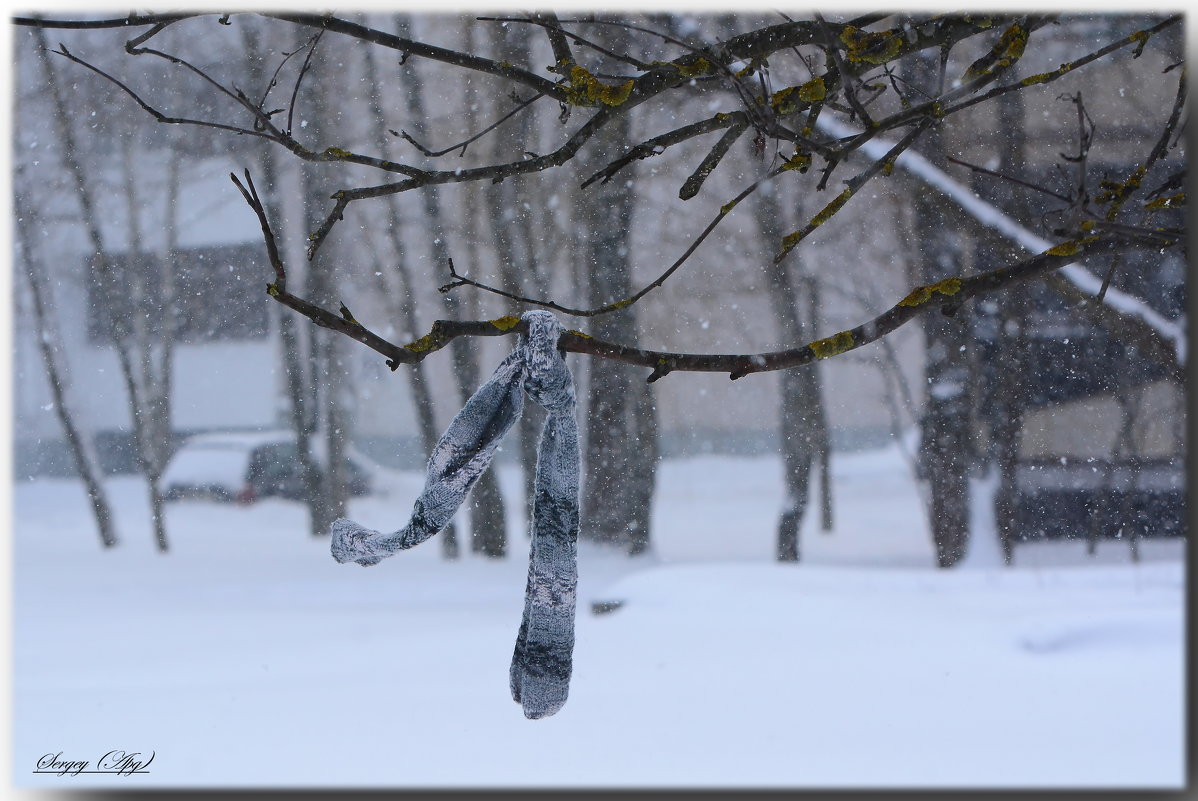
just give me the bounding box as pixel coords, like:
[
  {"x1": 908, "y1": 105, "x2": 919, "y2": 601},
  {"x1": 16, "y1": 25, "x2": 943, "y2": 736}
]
[
  {"x1": 304, "y1": 107, "x2": 619, "y2": 258},
  {"x1": 264, "y1": 12, "x2": 565, "y2": 99},
  {"x1": 397, "y1": 92, "x2": 545, "y2": 157},
  {"x1": 945, "y1": 155, "x2": 1072, "y2": 203},
  {"x1": 581, "y1": 112, "x2": 746, "y2": 188},
  {"x1": 441, "y1": 171, "x2": 776, "y2": 317},
  {"x1": 259, "y1": 30, "x2": 322, "y2": 115},
  {"x1": 678, "y1": 117, "x2": 750, "y2": 200},
  {"x1": 776, "y1": 119, "x2": 932, "y2": 263},
  {"x1": 814, "y1": 12, "x2": 873, "y2": 127},
  {"x1": 52, "y1": 45, "x2": 272, "y2": 140},
  {"x1": 478, "y1": 15, "x2": 654, "y2": 70},
  {"x1": 943, "y1": 15, "x2": 1181, "y2": 118},
  {"x1": 286, "y1": 17, "x2": 328, "y2": 137},
  {"x1": 13, "y1": 12, "x2": 200, "y2": 29}
]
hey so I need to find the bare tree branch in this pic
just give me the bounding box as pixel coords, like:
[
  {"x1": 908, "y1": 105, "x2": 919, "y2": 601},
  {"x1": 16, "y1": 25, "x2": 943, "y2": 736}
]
[
  {"x1": 396, "y1": 91, "x2": 546, "y2": 158},
  {"x1": 231, "y1": 167, "x2": 1177, "y2": 384}
]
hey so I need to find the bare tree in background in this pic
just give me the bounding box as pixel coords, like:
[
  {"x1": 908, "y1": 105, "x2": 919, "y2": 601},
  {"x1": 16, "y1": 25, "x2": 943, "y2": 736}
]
[
  {"x1": 239, "y1": 19, "x2": 329, "y2": 540},
  {"x1": 906, "y1": 47, "x2": 975, "y2": 568},
  {"x1": 395, "y1": 13, "x2": 509, "y2": 557},
  {"x1": 754, "y1": 182, "x2": 830, "y2": 562},
  {"x1": 30, "y1": 22, "x2": 180, "y2": 551},
  {"x1": 14, "y1": 165, "x2": 119, "y2": 549}
]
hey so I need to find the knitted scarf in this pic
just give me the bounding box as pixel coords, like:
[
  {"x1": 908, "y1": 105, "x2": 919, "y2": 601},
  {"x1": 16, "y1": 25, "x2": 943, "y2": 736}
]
[{"x1": 330, "y1": 310, "x2": 579, "y2": 719}]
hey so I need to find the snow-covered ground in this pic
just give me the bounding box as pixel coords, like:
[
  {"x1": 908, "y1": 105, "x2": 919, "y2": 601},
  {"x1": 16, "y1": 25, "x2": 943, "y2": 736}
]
[{"x1": 11, "y1": 445, "x2": 1184, "y2": 788}]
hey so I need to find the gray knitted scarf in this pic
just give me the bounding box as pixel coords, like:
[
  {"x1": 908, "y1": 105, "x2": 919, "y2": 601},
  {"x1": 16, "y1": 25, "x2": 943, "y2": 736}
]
[{"x1": 330, "y1": 310, "x2": 579, "y2": 719}]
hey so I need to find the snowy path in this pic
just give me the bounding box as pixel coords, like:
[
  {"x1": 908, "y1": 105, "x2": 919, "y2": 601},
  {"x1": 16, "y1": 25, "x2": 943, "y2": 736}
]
[{"x1": 11, "y1": 446, "x2": 1184, "y2": 788}]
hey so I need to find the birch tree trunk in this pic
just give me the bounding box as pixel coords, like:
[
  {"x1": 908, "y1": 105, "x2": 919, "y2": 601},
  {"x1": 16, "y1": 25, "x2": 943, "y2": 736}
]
[
  {"x1": 361, "y1": 32, "x2": 460, "y2": 557},
  {"x1": 14, "y1": 173, "x2": 119, "y2": 549},
  {"x1": 398, "y1": 14, "x2": 507, "y2": 557},
  {"x1": 34, "y1": 25, "x2": 176, "y2": 550},
  {"x1": 479, "y1": 18, "x2": 552, "y2": 533}
]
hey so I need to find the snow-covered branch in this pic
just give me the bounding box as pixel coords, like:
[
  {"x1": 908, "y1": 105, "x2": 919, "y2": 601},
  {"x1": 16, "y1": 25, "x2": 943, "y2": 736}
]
[{"x1": 816, "y1": 116, "x2": 1187, "y2": 365}]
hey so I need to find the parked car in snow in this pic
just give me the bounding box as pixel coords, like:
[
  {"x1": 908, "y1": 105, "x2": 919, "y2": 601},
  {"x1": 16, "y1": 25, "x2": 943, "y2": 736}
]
[{"x1": 162, "y1": 430, "x2": 371, "y2": 503}]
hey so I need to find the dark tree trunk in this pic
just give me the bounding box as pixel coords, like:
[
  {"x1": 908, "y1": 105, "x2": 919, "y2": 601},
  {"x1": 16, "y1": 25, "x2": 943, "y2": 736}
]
[
  {"x1": 908, "y1": 51, "x2": 973, "y2": 568},
  {"x1": 626, "y1": 380, "x2": 659, "y2": 556},
  {"x1": 576, "y1": 22, "x2": 659, "y2": 555},
  {"x1": 754, "y1": 182, "x2": 824, "y2": 562},
  {"x1": 977, "y1": 86, "x2": 1030, "y2": 566}
]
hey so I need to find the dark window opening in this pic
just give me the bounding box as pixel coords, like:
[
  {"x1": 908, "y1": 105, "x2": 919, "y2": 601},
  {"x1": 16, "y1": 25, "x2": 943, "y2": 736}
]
[{"x1": 87, "y1": 243, "x2": 269, "y2": 344}]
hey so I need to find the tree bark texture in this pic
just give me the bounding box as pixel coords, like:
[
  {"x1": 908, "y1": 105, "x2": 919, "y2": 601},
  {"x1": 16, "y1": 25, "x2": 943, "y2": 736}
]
[
  {"x1": 14, "y1": 184, "x2": 119, "y2": 549},
  {"x1": 399, "y1": 14, "x2": 507, "y2": 557},
  {"x1": 361, "y1": 36, "x2": 461, "y2": 557},
  {"x1": 576, "y1": 23, "x2": 659, "y2": 555},
  {"x1": 976, "y1": 86, "x2": 1029, "y2": 566},
  {"x1": 34, "y1": 25, "x2": 174, "y2": 551},
  {"x1": 756, "y1": 183, "x2": 813, "y2": 561},
  {"x1": 908, "y1": 51, "x2": 974, "y2": 568}
]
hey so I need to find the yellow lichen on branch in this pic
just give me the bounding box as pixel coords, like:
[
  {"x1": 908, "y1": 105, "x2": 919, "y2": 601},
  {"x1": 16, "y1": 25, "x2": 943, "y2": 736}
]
[
  {"x1": 839, "y1": 26, "x2": 903, "y2": 65},
  {"x1": 673, "y1": 57, "x2": 711, "y2": 78},
  {"x1": 563, "y1": 63, "x2": 635, "y2": 107},
  {"x1": 1145, "y1": 193, "x2": 1184, "y2": 210},
  {"x1": 798, "y1": 76, "x2": 827, "y2": 102},
  {"x1": 770, "y1": 76, "x2": 827, "y2": 115},
  {"x1": 897, "y1": 277, "x2": 963, "y2": 308},
  {"x1": 1045, "y1": 235, "x2": 1099, "y2": 257},
  {"x1": 1127, "y1": 29, "x2": 1152, "y2": 56},
  {"x1": 777, "y1": 188, "x2": 852, "y2": 258},
  {"x1": 809, "y1": 330, "x2": 855, "y2": 359},
  {"x1": 770, "y1": 86, "x2": 801, "y2": 115},
  {"x1": 780, "y1": 151, "x2": 812, "y2": 172},
  {"x1": 963, "y1": 23, "x2": 1028, "y2": 81},
  {"x1": 489, "y1": 315, "x2": 520, "y2": 331},
  {"x1": 403, "y1": 332, "x2": 438, "y2": 353}
]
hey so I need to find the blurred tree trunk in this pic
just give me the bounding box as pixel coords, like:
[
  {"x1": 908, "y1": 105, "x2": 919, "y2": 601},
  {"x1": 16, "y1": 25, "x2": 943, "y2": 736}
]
[
  {"x1": 398, "y1": 13, "x2": 507, "y2": 557},
  {"x1": 808, "y1": 279, "x2": 833, "y2": 533},
  {"x1": 242, "y1": 21, "x2": 337, "y2": 538},
  {"x1": 479, "y1": 18, "x2": 552, "y2": 528},
  {"x1": 908, "y1": 51, "x2": 973, "y2": 568},
  {"x1": 14, "y1": 170, "x2": 119, "y2": 549},
  {"x1": 575, "y1": 21, "x2": 659, "y2": 555},
  {"x1": 754, "y1": 181, "x2": 826, "y2": 561},
  {"x1": 300, "y1": 57, "x2": 352, "y2": 536},
  {"x1": 115, "y1": 139, "x2": 178, "y2": 553},
  {"x1": 361, "y1": 32, "x2": 461, "y2": 557},
  {"x1": 34, "y1": 25, "x2": 175, "y2": 551},
  {"x1": 977, "y1": 87, "x2": 1030, "y2": 566}
]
